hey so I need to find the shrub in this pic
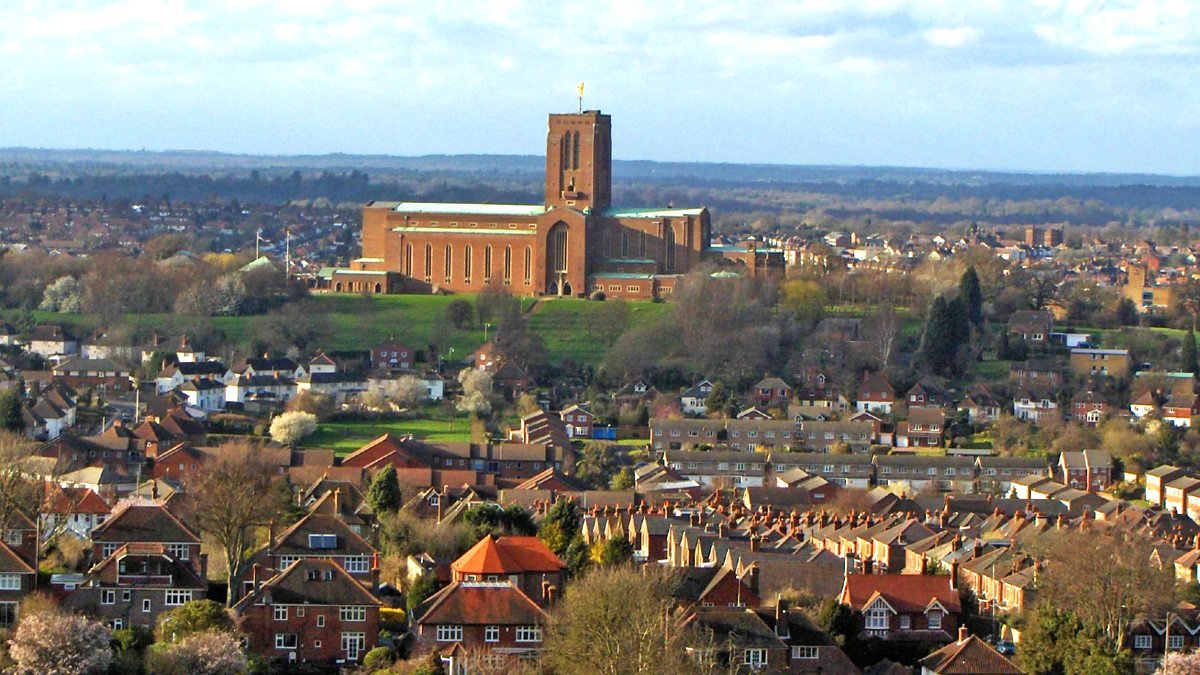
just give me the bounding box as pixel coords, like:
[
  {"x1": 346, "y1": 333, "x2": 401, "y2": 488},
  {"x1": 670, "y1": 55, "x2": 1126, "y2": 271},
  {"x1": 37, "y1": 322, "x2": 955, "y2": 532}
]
[{"x1": 362, "y1": 646, "x2": 395, "y2": 672}]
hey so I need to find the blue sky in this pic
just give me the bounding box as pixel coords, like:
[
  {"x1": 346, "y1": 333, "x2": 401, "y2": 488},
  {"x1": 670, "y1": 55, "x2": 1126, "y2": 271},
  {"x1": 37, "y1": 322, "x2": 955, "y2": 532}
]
[{"x1": 3, "y1": 0, "x2": 1199, "y2": 174}]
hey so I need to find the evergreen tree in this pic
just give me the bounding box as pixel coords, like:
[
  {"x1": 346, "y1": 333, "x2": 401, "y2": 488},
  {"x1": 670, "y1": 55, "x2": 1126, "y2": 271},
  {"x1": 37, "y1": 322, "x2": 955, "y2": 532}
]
[
  {"x1": 0, "y1": 389, "x2": 23, "y2": 433},
  {"x1": 1184, "y1": 326, "x2": 1198, "y2": 378},
  {"x1": 366, "y1": 465, "x2": 402, "y2": 513},
  {"x1": 959, "y1": 266, "x2": 984, "y2": 327}
]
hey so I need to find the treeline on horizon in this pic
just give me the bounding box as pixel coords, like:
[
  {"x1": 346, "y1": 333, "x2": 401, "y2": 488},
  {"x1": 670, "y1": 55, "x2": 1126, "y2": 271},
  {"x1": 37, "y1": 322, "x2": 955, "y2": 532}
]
[{"x1": 3, "y1": 154, "x2": 1200, "y2": 231}]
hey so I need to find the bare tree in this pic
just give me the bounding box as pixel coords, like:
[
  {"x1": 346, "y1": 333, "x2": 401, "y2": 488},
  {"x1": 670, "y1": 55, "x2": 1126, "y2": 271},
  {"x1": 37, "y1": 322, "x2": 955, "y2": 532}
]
[
  {"x1": 865, "y1": 307, "x2": 901, "y2": 370},
  {"x1": 190, "y1": 443, "x2": 288, "y2": 606}
]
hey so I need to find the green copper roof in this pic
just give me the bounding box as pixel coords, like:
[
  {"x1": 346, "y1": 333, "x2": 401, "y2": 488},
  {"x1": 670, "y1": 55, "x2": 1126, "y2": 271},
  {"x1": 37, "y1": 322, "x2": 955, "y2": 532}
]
[
  {"x1": 601, "y1": 206, "x2": 705, "y2": 218},
  {"x1": 390, "y1": 202, "x2": 546, "y2": 216}
]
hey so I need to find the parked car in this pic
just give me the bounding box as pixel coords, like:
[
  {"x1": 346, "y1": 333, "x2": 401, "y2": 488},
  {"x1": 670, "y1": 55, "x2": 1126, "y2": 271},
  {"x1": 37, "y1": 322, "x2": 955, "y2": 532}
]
[{"x1": 997, "y1": 640, "x2": 1016, "y2": 656}]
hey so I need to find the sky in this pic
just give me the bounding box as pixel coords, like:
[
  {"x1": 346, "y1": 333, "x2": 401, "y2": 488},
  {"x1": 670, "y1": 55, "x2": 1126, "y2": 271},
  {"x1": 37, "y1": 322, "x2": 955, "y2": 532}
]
[{"x1": 3, "y1": 0, "x2": 1200, "y2": 174}]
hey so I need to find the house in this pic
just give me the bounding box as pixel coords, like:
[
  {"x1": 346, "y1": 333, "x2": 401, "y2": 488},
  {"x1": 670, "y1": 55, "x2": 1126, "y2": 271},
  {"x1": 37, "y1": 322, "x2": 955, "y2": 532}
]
[
  {"x1": 907, "y1": 380, "x2": 948, "y2": 410},
  {"x1": 1007, "y1": 310, "x2": 1053, "y2": 342},
  {"x1": 1164, "y1": 392, "x2": 1200, "y2": 428},
  {"x1": 1069, "y1": 348, "x2": 1131, "y2": 379},
  {"x1": 252, "y1": 493, "x2": 378, "y2": 591},
  {"x1": 896, "y1": 408, "x2": 946, "y2": 448},
  {"x1": 661, "y1": 450, "x2": 770, "y2": 489},
  {"x1": 28, "y1": 324, "x2": 78, "y2": 358},
  {"x1": 89, "y1": 502, "x2": 203, "y2": 572},
  {"x1": 371, "y1": 339, "x2": 414, "y2": 371},
  {"x1": 296, "y1": 371, "x2": 368, "y2": 405},
  {"x1": 63, "y1": 542, "x2": 208, "y2": 630},
  {"x1": 1164, "y1": 476, "x2": 1200, "y2": 519},
  {"x1": 50, "y1": 358, "x2": 132, "y2": 394},
  {"x1": 226, "y1": 374, "x2": 298, "y2": 405},
  {"x1": 178, "y1": 377, "x2": 227, "y2": 411},
  {"x1": 736, "y1": 407, "x2": 771, "y2": 420},
  {"x1": 237, "y1": 355, "x2": 305, "y2": 380},
  {"x1": 958, "y1": 385, "x2": 1001, "y2": 424},
  {"x1": 976, "y1": 457, "x2": 1049, "y2": 496},
  {"x1": 857, "y1": 373, "x2": 895, "y2": 415},
  {"x1": 1008, "y1": 360, "x2": 1063, "y2": 387},
  {"x1": 681, "y1": 380, "x2": 714, "y2": 416},
  {"x1": 155, "y1": 360, "x2": 228, "y2": 394},
  {"x1": 753, "y1": 376, "x2": 793, "y2": 408},
  {"x1": 1070, "y1": 390, "x2": 1109, "y2": 425},
  {"x1": 449, "y1": 535, "x2": 566, "y2": 606},
  {"x1": 1012, "y1": 384, "x2": 1058, "y2": 423},
  {"x1": 918, "y1": 628, "x2": 1024, "y2": 674},
  {"x1": 1146, "y1": 465, "x2": 1188, "y2": 509},
  {"x1": 794, "y1": 368, "x2": 848, "y2": 410},
  {"x1": 1056, "y1": 449, "x2": 1112, "y2": 492},
  {"x1": 770, "y1": 453, "x2": 875, "y2": 490},
  {"x1": 559, "y1": 404, "x2": 594, "y2": 439},
  {"x1": 40, "y1": 486, "x2": 111, "y2": 540},
  {"x1": 0, "y1": 539, "x2": 35, "y2": 628},
  {"x1": 875, "y1": 455, "x2": 976, "y2": 494},
  {"x1": 411, "y1": 581, "x2": 549, "y2": 670},
  {"x1": 681, "y1": 607, "x2": 790, "y2": 673},
  {"x1": 234, "y1": 558, "x2": 382, "y2": 665},
  {"x1": 838, "y1": 574, "x2": 962, "y2": 642},
  {"x1": 1130, "y1": 389, "x2": 1159, "y2": 419}
]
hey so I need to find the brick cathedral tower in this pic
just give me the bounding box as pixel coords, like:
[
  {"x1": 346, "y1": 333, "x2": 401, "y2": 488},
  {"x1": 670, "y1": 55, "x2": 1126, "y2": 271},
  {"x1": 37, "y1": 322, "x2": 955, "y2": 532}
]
[{"x1": 544, "y1": 111, "x2": 611, "y2": 212}]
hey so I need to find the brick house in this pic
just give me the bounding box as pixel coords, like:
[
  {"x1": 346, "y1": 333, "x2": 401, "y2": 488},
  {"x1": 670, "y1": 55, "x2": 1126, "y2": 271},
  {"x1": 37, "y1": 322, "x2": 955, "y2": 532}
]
[
  {"x1": 895, "y1": 408, "x2": 946, "y2": 448},
  {"x1": 449, "y1": 536, "x2": 566, "y2": 606},
  {"x1": 558, "y1": 404, "x2": 594, "y2": 439},
  {"x1": 89, "y1": 503, "x2": 203, "y2": 574},
  {"x1": 906, "y1": 380, "x2": 947, "y2": 410},
  {"x1": 1007, "y1": 310, "x2": 1053, "y2": 342},
  {"x1": 838, "y1": 574, "x2": 962, "y2": 642},
  {"x1": 1146, "y1": 465, "x2": 1188, "y2": 509},
  {"x1": 857, "y1": 372, "x2": 895, "y2": 415},
  {"x1": 64, "y1": 542, "x2": 208, "y2": 630},
  {"x1": 0, "y1": 534, "x2": 36, "y2": 628},
  {"x1": 234, "y1": 558, "x2": 382, "y2": 665},
  {"x1": 412, "y1": 581, "x2": 549, "y2": 669},
  {"x1": 1164, "y1": 392, "x2": 1200, "y2": 427},
  {"x1": 753, "y1": 376, "x2": 793, "y2": 408},
  {"x1": 1071, "y1": 390, "x2": 1109, "y2": 425},
  {"x1": 1056, "y1": 449, "x2": 1112, "y2": 492},
  {"x1": 958, "y1": 385, "x2": 1001, "y2": 424}
]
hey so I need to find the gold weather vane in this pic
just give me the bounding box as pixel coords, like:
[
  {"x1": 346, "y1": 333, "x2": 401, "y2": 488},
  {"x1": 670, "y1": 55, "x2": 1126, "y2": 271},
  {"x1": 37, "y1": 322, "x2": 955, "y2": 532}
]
[{"x1": 577, "y1": 81, "x2": 585, "y2": 112}]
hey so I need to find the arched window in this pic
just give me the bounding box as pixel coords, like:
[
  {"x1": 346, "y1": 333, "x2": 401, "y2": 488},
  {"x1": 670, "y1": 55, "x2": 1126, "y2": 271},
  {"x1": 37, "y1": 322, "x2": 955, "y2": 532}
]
[
  {"x1": 404, "y1": 243, "x2": 413, "y2": 276},
  {"x1": 621, "y1": 231, "x2": 629, "y2": 258},
  {"x1": 640, "y1": 230, "x2": 647, "y2": 258},
  {"x1": 549, "y1": 224, "x2": 568, "y2": 273},
  {"x1": 444, "y1": 244, "x2": 452, "y2": 284},
  {"x1": 665, "y1": 225, "x2": 676, "y2": 272},
  {"x1": 424, "y1": 243, "x2": 433, "y2": 282},
  {"x1": 503, "y1": 246, "x2": 512, "y2": 284},
  {"x1": 572, "y1": 131, "x2": 580, "y2": 170},
  {"x1": 484, "y1": 245, "x2": 492, "y2": 282},
  {"x1": 373, "y1": 283, "x2": 382, "y2": 293},
  {"x1": 524, "y1": 246, "x2": 532, "y2": 284},
  {"x1": 562, "y1": 134, "x2": 570, "y2": 174},
  {"x1": 334, "y1": 282, "x2": 343, "y2": 292},
  {"x1": 464, "y1": 245, "x2": 473, "y2": 282}
]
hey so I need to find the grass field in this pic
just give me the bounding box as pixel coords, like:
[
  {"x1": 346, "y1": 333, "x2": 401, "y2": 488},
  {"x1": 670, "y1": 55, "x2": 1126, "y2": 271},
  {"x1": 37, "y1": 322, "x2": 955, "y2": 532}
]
[
  {"x1": 301, "y1": 418, "x2": 476, "y2": 453},
  {"x1": 9, "y1": 293, "x2": 667, "y2": 365}
]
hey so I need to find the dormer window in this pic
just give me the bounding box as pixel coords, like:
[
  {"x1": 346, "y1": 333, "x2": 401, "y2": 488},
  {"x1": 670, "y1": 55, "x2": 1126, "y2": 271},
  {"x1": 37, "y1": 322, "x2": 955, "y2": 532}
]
[
  {"x1": 428, "y1": 493, "x2": 440, "y2": 507},
  {"x1": 308, "y1": 534, "x2": 337, "y2": 550}
]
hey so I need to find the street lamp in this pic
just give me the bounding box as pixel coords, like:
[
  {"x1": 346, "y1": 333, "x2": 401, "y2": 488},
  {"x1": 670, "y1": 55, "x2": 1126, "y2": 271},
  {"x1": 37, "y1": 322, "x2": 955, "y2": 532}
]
[{"x1": 484, "y1": 322, "x2": 493, "y2": 342}]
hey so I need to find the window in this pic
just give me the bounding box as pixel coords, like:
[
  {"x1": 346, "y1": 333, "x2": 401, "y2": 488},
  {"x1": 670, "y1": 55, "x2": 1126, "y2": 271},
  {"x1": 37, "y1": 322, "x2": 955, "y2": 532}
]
[
  {"x1": 297, "y1": 607, "x2": 305, "y2": 618},
  {"x1": 792, "y1": 646, "x2": 818, "y2": 659},
  {"x1": 484, "y1": 245, "x2": 492, "y2": 281},
  {"x1": 277, "y1": 556, "x2": 299, "y2": 570},
  {"x1": 1169, "y1": 634, "x2": 1184, "y2": 650},
  {"x1": 342, "y1": 632, "x2": 366, "y2": 660},
  {"x1": 866, "y1": 608, "x2": 888, "y2": 630},
  {"x1": 317, "y1": 615, "x2": 325, "y2": 628},
  {"x1": 524, "y1": 246, "x2": 532, "y2": 284},
  {"x1": 504, "y1": 246, "x2": 512, "y2": 284},
  {"x1": 436, "y1": 625, "x2": 463, "y2": 642},
  {"x1": 274, "y1": 606, "x2": 288, "y2": 621},
  {"x1": 744, "y1": 649, "x2": 767, "y2": 668},
  {"x1": 102, "y1": 543, "x2": 118, "y2": 558},
  {"x1": 485, "y1": 625, "x2": 499, "y2": 642},
  {"x1": 516, "y1": 625, "x2": 542, "y2": 642},
  {"x1": 899, "y1": 615, "x2": 911, "y2": 631},
  {"x1": 1134, "y1": 635, "x2": 1152, "y2": 649},
  {"x1": 121, "y1": 590, "x2": 131, "y2": 602},
  {"x1": 343, "y1": 557, "x2": 370, "y2": 574},
  {"x1": 142, "y1": 599, "x2": 152, "y2": 613},
  {"x1": 102, "y1": 589, "x2": 116, "y2": 605},
  {"x1": 0, "y1": 602, "x2": 15, "y2": 627},
  {"x1": 167, "y1": 544, "x2": 190, "y2": 561},
  {"x1": 308, "y1": 534, "x2": 337, "y2": 549},
  {"x1": 424, "y1": 243, "x2": 432, "y2": 282},
  {"x1": 165, "y1": 590, "x2": 191, "y2": 606},
  {"x1": 274, "y1": 634, "x2": 298, "y2": 649},
  {"x1": 665, "y1": 225, "x2": 676, "y2": 271},
  {"x1": 463, "y1": 245, "x2": 473, "y2": 282},
  {"x1": 444, "y1": 244, "x2": 452, "y2": 284},
  {"x1": 340, "y1": 606, "x2": 367, "y2": 622},
  {"x1": 928, "y1": 610, "x2": 942, "y2": 630},
  {"x1": 4, "y1": 531, "x2": 20, "y2": 546},
  {"x1": 0, "y1": 574, "x2": 19, "y2": 591}
]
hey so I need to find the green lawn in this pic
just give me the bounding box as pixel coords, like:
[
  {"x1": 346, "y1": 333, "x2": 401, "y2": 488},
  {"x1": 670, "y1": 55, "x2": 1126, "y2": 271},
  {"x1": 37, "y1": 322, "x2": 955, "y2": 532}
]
[
  {"x1": 301, "y1": 418, "x2": 476, "y2": 453},
  {"x1": 10, "y1": 293, "x2": 668, "y2": 365},
  {"x1": 527, "y1": 298, "x2": 674, "y2": 366},
  {"x1": 970, "y1": 359, "x2": 1012, "y2": 382}
]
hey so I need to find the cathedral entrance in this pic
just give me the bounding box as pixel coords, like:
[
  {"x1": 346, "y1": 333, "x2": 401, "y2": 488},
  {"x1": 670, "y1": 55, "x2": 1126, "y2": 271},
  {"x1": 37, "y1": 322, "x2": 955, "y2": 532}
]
[{"x1": 546, "y1": 222, "x2": 569, "y2": 296}]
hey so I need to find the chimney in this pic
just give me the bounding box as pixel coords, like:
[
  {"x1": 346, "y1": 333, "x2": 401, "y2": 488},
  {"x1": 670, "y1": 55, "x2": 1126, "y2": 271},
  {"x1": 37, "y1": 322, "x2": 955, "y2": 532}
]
[
  {"x1": 333, "y1": 488, "x2": 340, "y2": 514},
  {"x1": 541, "y1": 580, "x2": 551, "y2": 604},
  {"x1": 267, "y1": 519, "x2": 275, "y2": 547},
  {"x1": 251, "y1": 563, "x2": 259, "y2": 589},
  {"x1": 750, "y1": 534, "x2": 760, "y2": 553},
  {"x1": 950, "y1": 560, "x2": 959, "y2": 590},
  {"x1": 200, "y1": 553, "x2": 208, "y2": 579},
  {"x1": 547, "y1": 585, "x2": 558, "y2": 605},
  {"x1": 958, "y1": 626, "x2": 969, "y2": 644}
]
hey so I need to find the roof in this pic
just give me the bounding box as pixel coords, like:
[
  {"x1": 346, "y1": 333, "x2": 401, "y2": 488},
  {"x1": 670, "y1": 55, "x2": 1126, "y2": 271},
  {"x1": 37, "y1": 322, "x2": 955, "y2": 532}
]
[
  {"x1": 234, "y1": 558, "x2": 380, "y2": 611},
  {"x1": 387, "y1": 202, "x2": 546, "y2": 216},
  {"x1": 602, "y1": 206, "x2": 705, "y2": 218},
  {"x1": 919, "y1": 635, "x2": 1024, "y2": 674},
  {"x1": 450, "y1": 536, "x2": 564, "y2": 576},
  {"x1": 91, "y1": 503, "x2": 200, "y2": 544},
  {"x1": 417, "y1": 581, "x2": 547, "y2": 626},
  {"x1": 841, "y1": 574, "x2": 962, "y2": 614}
]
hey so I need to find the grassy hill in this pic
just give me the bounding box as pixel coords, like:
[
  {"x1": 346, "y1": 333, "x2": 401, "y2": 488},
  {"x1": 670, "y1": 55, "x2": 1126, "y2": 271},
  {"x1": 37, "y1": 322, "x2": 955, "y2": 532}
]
[{"x1": 10, "y1": 293, "x2": 671, "y2": 366}]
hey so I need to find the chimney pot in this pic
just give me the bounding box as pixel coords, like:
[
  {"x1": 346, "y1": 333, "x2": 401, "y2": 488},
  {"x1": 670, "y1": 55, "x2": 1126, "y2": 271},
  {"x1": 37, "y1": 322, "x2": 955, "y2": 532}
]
[{"x1": 958, "y1": 626, "x2": 969, "y2": 644}]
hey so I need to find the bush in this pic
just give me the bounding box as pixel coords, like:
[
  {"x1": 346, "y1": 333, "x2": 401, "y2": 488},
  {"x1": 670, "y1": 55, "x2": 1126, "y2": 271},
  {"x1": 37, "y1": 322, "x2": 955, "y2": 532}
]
[
  {"x1": 589, "y1": 291, "x2": 606, "y2": 301},
  {"x1": 9, "y1": 612, "x2": 112, "y2": 675},
  {"x1": 269, "y1": 411, "x2": 318, "y2": 446},
  {"x1": 144, "y1": 631, "x2": 246, "y2": 675},
  {"x1": 362, "y1": 646, "x2": 395, "y2": 672},
  {"x1": 380, "y1": 607, "x2": 408, "y2": 624}
]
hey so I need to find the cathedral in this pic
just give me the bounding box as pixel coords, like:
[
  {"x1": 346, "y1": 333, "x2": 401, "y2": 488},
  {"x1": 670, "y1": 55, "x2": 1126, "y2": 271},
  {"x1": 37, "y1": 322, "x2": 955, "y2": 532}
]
[{"x1": 325, "y1": 110, "x2": 710, "y2": 299}]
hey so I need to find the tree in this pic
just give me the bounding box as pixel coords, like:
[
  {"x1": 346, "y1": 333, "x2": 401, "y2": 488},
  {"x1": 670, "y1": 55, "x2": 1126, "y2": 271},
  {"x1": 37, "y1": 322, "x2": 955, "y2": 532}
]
[
  {"x1": 154, "y1": 599, "x2": 234, "y2": 642},
  {"x1": 1116, "y1": 298, "x2": 1139, "y2": 326},
  {"x1": 705, "y1": 381, "x2": 728, "y2": 417},
  {"x1": 389, "y1": 374, "x2": 428, "y2": 408},
  {"x1": 575, "y1": 443, "x2": 619, "y2": 489},
  {"x1": 39, "y1": 276, "x2": 82, "y2": 313},
  {"x1": 367, "y1": 465, "x2": 402, "y2": 514},
  {"x1": 269, "y1": 410, "x2": 317, "y2": 446},
  {"x1": 539, "y1": 499, "x2": 582, "y2": 558},
  {"x1": 9, "y1": 611, "x2": 113, "y2": 675},
  {"x1": 145, "y1": 630, "x2": 247, "y2": 675},
  {"x1": 456, "y1": 369, "x2": 493, "y2": 417},
  {"x1": 407, "y1": 571, "x2": 444, "y2": 616},
  {"x1": 1157, "y1": 652, "x2": 1200, "y2": 675},
  {"x1": 866, "y1": 307, "x2": 902, "y2": 370},
  {"x1": 190, "y1": 444, "x2": 289, "y2": 606},
  {"x1": 362, "y1": 646, "x2": 395, "y2": 673},
  {"x1": 0, "y1": 431, "x2": 39, "y2": 532},
  {"x1": 286, "y1": 390, "x2": 335, "y2": 420},
  {"x1": 446, "y1": 298, "x2": 474, "y2": 329},
  {"x1": 589, "y1": 536, "x2": 633, "y2": 566},
  {"x1": 542, "y1": 566, "x2": 692, "y2": 675},
  {"x1": 780, "y1": 279, "x2": 826, "y2": 328},
  {"x1": 959, "y1": 266, "x2": 984, "y2": 327},
  {"x1": 922, "y1": 296, "x2": 967, "y2": 376},
  {"x1": 1183, "y1": 326, "x2": 1198, "y2": 377},
  {"x1": 0, "y1": 388, "x2": 24, "y2": 433},
  {"x1": 610, "y1": 467, "x2": 634, "y2": 490}
]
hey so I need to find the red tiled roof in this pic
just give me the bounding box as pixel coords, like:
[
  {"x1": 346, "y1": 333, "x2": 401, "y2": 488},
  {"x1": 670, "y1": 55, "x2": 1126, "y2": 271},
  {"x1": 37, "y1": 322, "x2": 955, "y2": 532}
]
[
  {"x1": 841, "y1": 574, "x2": 962, "y2": 614},
  {"x1": 451, "y1": 536, "x2": 564, "y2": 576},
  {"x1": 43, "y1": 485, "x2": 111, "y2": 515},
  {"x1": 418, "y1": 581, "x2": 547, "y2": 626},
  {"x1": 919, "y1": 635, "x2": 1023, "y2": 674}
]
